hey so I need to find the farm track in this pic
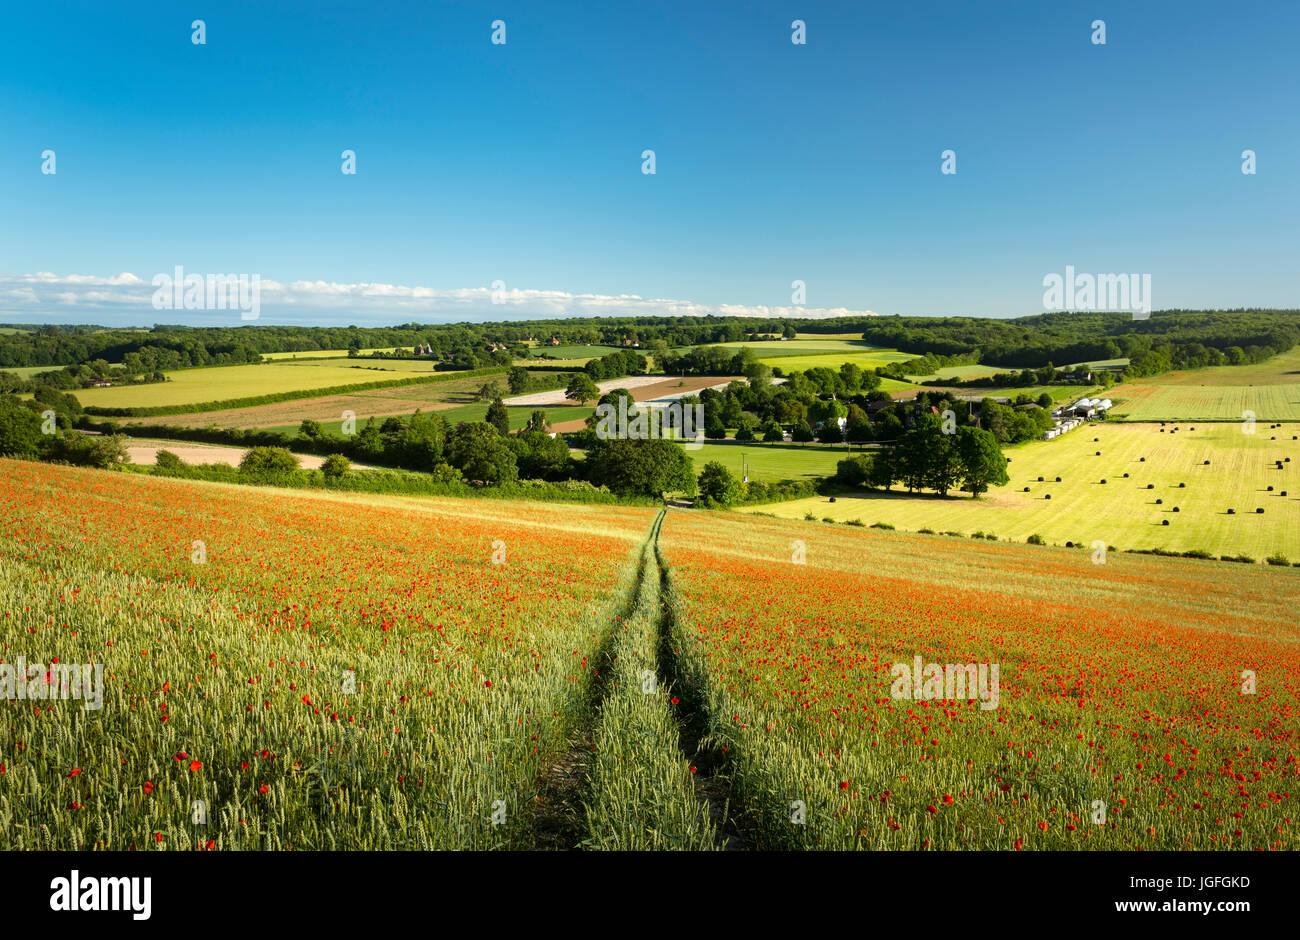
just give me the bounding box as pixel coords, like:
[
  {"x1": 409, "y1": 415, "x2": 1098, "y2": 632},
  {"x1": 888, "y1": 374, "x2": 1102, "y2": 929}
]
[{"x1": 533, "y1": 509, "x2": 745, "y2": 850}]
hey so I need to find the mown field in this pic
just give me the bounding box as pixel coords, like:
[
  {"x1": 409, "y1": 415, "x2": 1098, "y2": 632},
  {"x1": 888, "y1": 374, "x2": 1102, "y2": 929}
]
[
  {"x1": 71, "y1": 361, "x2": 458, "y2": 410},
  {"x1": 1, "y1": 460, "x2": 1294, "y2": 851},
  {"x1": 746, "y1": 422, "x2": 1300, "y2": 560},
  {"x1": 1107, "y1": 348, "x2": 1300, "y2": 421}
]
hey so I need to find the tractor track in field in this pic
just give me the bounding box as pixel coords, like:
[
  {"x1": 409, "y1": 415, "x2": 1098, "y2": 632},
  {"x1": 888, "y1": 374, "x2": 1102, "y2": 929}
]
[{"x1": 533, "y1": 509, "x2": 752, "y2": 850}]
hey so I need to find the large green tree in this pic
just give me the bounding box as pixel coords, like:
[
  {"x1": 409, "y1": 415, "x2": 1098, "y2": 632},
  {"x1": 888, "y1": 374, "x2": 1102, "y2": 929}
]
[
  {"x1": 697, "y1": 460, "x2": 741, "y2": 506},
  {"x1": 565, "y1": 373, "x2": 600, "y2": 405},
  {"x1": 957, "y1": 426, "x2": 1009, "y2": 496},
  {"x1": 585, "y1": 438, "x2": 695, "y2": 497},
  {"x1": 447, "y1": 421, "x2": 518, "y2": 484},
  {"x1": 485, "y1": 397, "x2": 510, "y2": 436}
]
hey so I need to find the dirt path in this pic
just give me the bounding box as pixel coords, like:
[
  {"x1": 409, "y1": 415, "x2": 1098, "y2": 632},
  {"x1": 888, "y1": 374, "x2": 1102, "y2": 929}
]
[{"x1": 123, "y1": 438, "x2": 355, "y2": 470}]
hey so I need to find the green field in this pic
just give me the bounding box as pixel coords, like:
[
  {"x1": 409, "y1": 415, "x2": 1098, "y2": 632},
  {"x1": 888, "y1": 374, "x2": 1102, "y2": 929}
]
[
  {"x1": 741, "y1": 422, "x2": 1300, "y2": 560},
  {"x1": 0, "y1": 364, "x2": 62, "y2": 378},
  {"x1": 71, "y1": 361, "x2": 456, "y2": 409},
  {"x1": 708, "y1": 338, "x2": 915, "y2": 375},
  {"x1": 533, "y1": 344, "x2": 625, "y2": 359},
  {"x1": 259, "y1": 347, "x2": 402, "y2": 360},
  {"x1": 909, "y1": 364, "x2": 1005, "y2": 382},
  {"x1": 1108, "y1": 349, "x2": 1300, "y2": 421},
  {"x1": 680, "y1": 440, "x2": 853, "y2": 482}
]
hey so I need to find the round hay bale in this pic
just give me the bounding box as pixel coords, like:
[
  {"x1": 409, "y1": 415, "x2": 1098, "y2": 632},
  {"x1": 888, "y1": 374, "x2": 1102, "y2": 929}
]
[
  {"x1": 1203, "y1": 460, "x2": 1210, "y2": 465},
  {"x1": 1156, "y1": 498, "x2": 1163, "y2": 505},
  {"x1": 1146, "y1": 483, "x2": 1154, "y2": 489},
  {"x1": 1162, "y1": 519, "x2": 1169, "y2": 526},
  {"x1": 1179, "y1": 482, "x2": 1186, "y2": 488},
  {"x1": 1173, "y1": 506, "x2": 1180, "y2": 512},
  {"x1": 1055, "y1": 476, "x2": 1062, "y2": 482},
  {"x1": 1256, "y1": 507, "x2": 1264, "y2": 514},
  {"x1": 1227, "y1": 508, "x2": 1235, "y2": 515}
]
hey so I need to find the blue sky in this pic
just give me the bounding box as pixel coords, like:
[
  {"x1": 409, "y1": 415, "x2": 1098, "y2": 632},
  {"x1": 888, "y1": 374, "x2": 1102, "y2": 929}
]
[{"x1": 1, "y1": 0, "x2": 1297, "y2": 325}]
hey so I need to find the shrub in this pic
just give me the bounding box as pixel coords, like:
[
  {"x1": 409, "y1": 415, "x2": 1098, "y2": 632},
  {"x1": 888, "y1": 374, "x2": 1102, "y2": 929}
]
[
  {"x1": 239, "y1": 446, "x2": 300, "y2": 475},
  {"x1": 154, "y1": 450, "x2": 186, "y2": 474},
  {"x1": 1266, "y1": 554, "x2": 1291, "y2": 566},
  {"x1": 1026, "y1": 534, "x2": 1045, "y2": 545},
  {"x1": 870, "y1": 521, "x2": 895, "y2": 530},
  {"x1": 321, "y1": 453, "x2": 351, "y2": 479}
]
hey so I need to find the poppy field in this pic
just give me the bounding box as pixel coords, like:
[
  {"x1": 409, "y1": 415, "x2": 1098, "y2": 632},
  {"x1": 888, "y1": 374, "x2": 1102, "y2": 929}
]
[
  {"x1": 658, "y1": 511, "x2": 1299, "y2": 850},
  {"x1": 1, "y1": 458, "x2": 1295, "y2": 851},
  {"x1": 0, "y1": 459, "x2": 656, "y2": 849}
]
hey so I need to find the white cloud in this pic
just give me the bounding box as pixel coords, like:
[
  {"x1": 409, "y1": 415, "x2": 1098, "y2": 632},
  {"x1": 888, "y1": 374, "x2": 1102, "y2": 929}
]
[{"x1": 0, "y1": 271, "x2": 877, "y2": 325}]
